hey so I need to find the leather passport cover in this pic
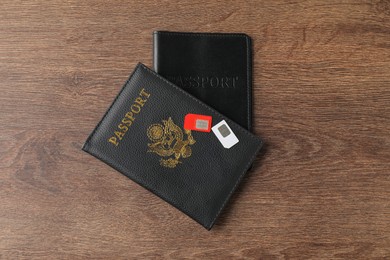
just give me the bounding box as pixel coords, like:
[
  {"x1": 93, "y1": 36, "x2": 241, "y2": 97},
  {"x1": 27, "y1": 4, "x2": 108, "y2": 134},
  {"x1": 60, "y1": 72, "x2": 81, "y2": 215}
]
[
  {"x1": 153, "y1": 31, "x2": 252, "y2": 130},
  {"x1": 82, "y1": 63, "x2": 262, "y2": 230}
]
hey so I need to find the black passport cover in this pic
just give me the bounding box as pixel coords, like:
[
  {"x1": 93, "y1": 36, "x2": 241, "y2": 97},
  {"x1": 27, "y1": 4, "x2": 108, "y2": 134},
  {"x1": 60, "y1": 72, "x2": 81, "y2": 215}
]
[
  {"x1": 153, "y1": 31, "x2": 252, "y2": 130},
  {"x1": 82, "y1": 63, "x2": 262, "y2": 230}
]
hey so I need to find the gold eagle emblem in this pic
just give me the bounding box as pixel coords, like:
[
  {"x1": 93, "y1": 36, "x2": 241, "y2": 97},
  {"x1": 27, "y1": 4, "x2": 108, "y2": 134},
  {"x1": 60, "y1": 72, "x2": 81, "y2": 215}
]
[{"x1": 147, "y1": 117, "x2": 196, "y2": 168}]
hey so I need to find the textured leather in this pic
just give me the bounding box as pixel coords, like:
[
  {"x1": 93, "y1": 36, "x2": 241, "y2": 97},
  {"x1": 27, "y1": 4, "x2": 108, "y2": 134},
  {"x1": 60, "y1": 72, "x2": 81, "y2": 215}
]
[
  {"x1": 82, "y1": 63, "x2": 262, "y2": 230},
  {"x1": 153, "y1": 31, "x2": 252, "y2": 130}
]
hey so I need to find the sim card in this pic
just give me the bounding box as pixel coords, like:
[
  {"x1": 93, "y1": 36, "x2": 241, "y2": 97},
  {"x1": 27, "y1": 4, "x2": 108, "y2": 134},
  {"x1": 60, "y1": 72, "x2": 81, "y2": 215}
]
[
  {"x1": 184, "y1": 114, "x2": 212, "y2": 132},
  {"x1": 211, "y1": 120, "x2": 239, "y2": 149}
]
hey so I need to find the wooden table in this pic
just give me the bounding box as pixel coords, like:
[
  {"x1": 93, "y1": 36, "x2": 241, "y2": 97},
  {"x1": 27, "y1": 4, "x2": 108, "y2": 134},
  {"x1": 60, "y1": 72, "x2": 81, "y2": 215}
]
[{"x1": 1, "y1": 1, "x2": 389, "y2": 258}]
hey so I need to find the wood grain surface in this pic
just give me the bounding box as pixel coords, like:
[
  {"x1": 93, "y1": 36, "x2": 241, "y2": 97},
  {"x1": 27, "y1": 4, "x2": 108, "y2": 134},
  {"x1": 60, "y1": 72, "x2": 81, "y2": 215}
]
[{"x1": 1, "y1": 0, "x2": 389, "y2": 259}]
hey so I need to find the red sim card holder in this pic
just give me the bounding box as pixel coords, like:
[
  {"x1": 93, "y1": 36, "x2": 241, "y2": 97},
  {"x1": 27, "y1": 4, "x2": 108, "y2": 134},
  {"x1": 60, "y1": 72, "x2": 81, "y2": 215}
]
[{"x1": 184, "y1": 114, "x2": 212, "y2": 132}]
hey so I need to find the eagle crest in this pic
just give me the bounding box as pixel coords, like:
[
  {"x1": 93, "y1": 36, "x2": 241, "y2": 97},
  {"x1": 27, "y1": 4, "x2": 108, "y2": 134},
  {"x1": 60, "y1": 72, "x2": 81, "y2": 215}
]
[{"x1": 147, "y1": 117, "x2": 195, "y2": 168}]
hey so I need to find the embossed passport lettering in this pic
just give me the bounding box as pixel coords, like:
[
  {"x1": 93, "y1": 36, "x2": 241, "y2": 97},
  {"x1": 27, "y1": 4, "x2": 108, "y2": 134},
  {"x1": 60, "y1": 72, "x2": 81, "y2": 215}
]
[{"x1": 82, "y1": 63, "x2": 262, "y2": 230}]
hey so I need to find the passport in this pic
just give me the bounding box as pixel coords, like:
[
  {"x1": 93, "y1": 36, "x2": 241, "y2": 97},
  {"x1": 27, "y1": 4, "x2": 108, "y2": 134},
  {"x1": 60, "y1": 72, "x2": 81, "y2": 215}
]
[
  {"x1": 82, "y1": 63, "x2": 263, "y2": 230},
  {"x1": 153, "y1": 31, "x2": 253, "y2": 130}
]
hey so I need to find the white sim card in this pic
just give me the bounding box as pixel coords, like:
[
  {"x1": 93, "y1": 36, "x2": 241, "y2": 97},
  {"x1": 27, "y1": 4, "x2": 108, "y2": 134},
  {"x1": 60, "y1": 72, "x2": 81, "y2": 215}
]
[{"x1": 211, "y1": 120, "x2": 239, "y2": 149}]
